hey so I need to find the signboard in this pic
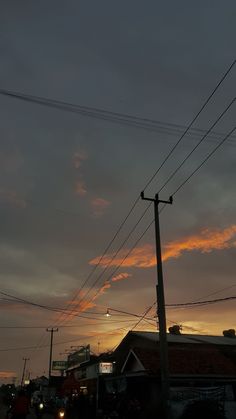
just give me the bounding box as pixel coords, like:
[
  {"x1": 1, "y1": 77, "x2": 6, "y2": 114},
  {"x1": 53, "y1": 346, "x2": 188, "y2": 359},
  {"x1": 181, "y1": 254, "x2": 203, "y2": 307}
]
[
  {"x1": 52, "y1": 361, "x2": 68, "y2": 371},
  {"x1": 67, "y1": 345, "x2": 90, "y2": 369},
  {"x1": 99, "y1": 362, "x2": 113, "y2": 374}
]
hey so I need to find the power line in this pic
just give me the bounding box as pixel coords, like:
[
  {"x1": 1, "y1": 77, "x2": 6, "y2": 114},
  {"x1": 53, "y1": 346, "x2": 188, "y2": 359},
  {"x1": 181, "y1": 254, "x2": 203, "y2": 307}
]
[
  {"x1": 172, "y1": 125, "x2": 236, "y2": 196},
  {"x1": 159, "y1": 97, "x2": 235, "y2": 193},
  {"x1": 143, "y1": 59, "x2": 236, "y2": 191},
  {"x1": 85, "y1": 121, "x2": 235, "y2": 313},
  {"x1": 63, "y1": 111, "x2": 234, "y2": 321},
  {"x1": 7, "y1": 59, "x2": 234, "y2": 348},
  {"x1": 58, "y1": 202, "x2": 152, "y2": 325},
  {"x1": 0, "y1": 326, "x2": 131, "y2": 353},
  {"x1": 0, "y1": 291, "x2": 135, "y2": 322},
  {"x1": 166, "y1": 295, "x2": 236, "y2": 307},
  {"x1": 3, "y1": 60, "x2": 235, "y2": 296},
  {"x1": 77, "y1": 219, "x2": 155, "y2": 312},
  {"x1": 0, "y1": 290, "x2": 156, "y2": 323},
  {"x1": 57, "y1": 59, "x2": 236, "y2": 323},
  {"x1": 131, "y1": 302, "x2": 157, "y2": 331},
  {"x1": 0, "y1": 320, "x2": 136, "y2": 329},
  {"x1": 193, "y1": 283, "x2": 236, "y2": 301},
  {"x1": 1, "y1": 87, "x2": 236, "y2": 142}
]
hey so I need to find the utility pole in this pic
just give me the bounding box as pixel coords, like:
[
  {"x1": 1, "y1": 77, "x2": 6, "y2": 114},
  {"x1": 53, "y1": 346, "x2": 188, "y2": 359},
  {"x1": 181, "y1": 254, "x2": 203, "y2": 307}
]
[
  {"x1": 46, "y1": 327, "x2": 58, "y2": 382},
  {"x1": 141, "y1": 192, "x2": 173, "y2": 418},
  {"x1": 21, "y1": 358, "x2": 29, "y2": 387}
]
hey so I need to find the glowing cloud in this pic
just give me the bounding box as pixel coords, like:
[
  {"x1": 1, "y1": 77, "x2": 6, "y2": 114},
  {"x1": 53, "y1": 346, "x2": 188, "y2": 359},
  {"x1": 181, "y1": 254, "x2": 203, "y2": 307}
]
[
  {"x1": 0, "y1": 371, "x2": 16, "y2": 378},
  {"x1": 162, "y1": 225, "x2": 236, "y2": 261},
  {"x1": 68, "y1": 226, "x2": 236, "y2": 318},
  {"x1": 75, "y1": 180, "x2": 87, "y2": 196},
  {"x1": 72, "y1": 282, "x2": 111, "y2": 313},
  {"x1": 90, "y1": 243, "x2": 155, "y2": 268},
  {"x1": 112, "y1": 273, "x2": 132, "y2": 282},
  {"x1": 91, "y1": 198, "x2": 111, "y2": 217},
  {"x1": 66, "y1": 282, "x2": 112, "y2": 314},
  {"x1": 0, "y1": 188, "x2": 26, "y2": 209},
  {"x1": 90, "y1": 225, "x2": 236, "y2": 268}
]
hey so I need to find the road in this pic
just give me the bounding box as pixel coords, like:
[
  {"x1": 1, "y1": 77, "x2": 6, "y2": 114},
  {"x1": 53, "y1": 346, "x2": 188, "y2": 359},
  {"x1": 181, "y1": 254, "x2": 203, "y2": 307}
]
[{"x1": 0, "y1": 403, "x2": 54, "y2": 419}]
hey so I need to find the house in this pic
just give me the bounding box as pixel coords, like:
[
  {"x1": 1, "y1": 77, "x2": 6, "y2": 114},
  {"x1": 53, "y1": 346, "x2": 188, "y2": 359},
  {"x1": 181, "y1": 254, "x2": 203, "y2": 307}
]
[
  {"x1": 103, "y1": 330, "x2": 236, "y2": 418},
  {"x1": 62, "y1": 330, "x2": 236, "y2": 417}
]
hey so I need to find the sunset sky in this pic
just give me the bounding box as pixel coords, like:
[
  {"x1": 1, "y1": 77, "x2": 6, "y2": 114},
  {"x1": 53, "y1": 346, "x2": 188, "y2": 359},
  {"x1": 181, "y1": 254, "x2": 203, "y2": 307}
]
[{"x1": 0, "y1": 0, "x2": 235, "y2": 384}]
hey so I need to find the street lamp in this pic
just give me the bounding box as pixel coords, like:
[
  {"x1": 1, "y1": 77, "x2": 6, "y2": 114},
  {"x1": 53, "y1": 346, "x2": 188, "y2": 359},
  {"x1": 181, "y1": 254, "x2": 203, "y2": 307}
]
[{"x1": 105, "y1": 307, "x2": 154, "y2": 320}]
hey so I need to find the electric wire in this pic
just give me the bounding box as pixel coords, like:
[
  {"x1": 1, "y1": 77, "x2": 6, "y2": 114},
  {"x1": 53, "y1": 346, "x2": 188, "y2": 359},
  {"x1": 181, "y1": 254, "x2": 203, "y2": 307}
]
[
  {"x1": 2, "y1": 59, "x2": 235, "y2": 331},
  {"x1": 72, "y1": 120, "x2": 235, "y2": 314},
  {"x1": 172, "y1": 126, "x2": 236, "y2": 197},
  {"x1": 2, "y1": 60, "x2": 234, "y2": 354},
  {"x1": 0, "y1": 290, "x2": 155, "y2": 322},
  {"x1": 57, "y1": 60, "x2": 236, "y2": 324},
  {"x1": 159, "y1": 97, "x2": 235, "y2": 193},
  {"x1": 0, "y1": 325, "x2": 132, "y2": 353},
  {"x1": 1, "y1": 87, "x2": 236, "y2": 141},
  {"x1": 58, "y1": 202, "x2": 153, "y2": 325},
  {"x1": 166, "y1": 295, "x2": 236, "y2": 307},
  {"x1": 79, "y1": 123, "x2": 235, "y2": 315},
  {"x1": 131, "y1": 302, "x2": 157, "y2": 331}
]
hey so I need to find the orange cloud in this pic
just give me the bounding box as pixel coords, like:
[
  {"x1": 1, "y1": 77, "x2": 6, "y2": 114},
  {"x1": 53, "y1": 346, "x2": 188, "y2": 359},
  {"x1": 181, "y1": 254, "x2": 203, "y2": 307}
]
[
  {"x1": 162, "y1": 225, "x2": 236, "y2": 262},
  {"x1": 91, "y1": 198, "x2": 111, "y2": 217},
  {"x1": 75, "y1": 180, "x2": 87, "y2": 196},
  {"x1": 0, "y1": 188, "x2": 26, "y2": 208},
  {"x1": 68, "y1": 226, "x2": 236, "y2": 318},
  {"x1": 90, "y1": 225, "x2": 236, "y2": 268},
  {"x1": 90, "y1": 243, "x2": 155, "y2": 268},
  {"x1": 0, "y1": 371, "x2": 16, "y2": 378},
  {"x1": 82, "y1": 282, "x2": 111, "y2": 311},
  {"x1": 112, "y1": 273, "x2": 132, "y2": 282},
  {"x1": 73, "y1": 151, "x2": 87, "y2": 169},
  {"x1": 67, "y1": 275, "x2": 132, "y2": 318},
  {"x1": 66, "y1": 282, "x2": 112, "y2": 316}
]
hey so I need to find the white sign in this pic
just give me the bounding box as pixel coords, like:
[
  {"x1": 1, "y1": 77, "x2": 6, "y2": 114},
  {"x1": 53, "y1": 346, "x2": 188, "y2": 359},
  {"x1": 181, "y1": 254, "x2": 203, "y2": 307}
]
[{"x1": 99, "y1": 362, "x2": 113, "y2": 374}]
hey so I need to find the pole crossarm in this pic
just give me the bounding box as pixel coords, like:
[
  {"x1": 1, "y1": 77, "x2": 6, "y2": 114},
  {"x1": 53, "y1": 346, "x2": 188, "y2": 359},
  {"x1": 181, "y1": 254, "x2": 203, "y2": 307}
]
[{"x1": 140, "y1": 191, "x2": 173, "y2": 205}]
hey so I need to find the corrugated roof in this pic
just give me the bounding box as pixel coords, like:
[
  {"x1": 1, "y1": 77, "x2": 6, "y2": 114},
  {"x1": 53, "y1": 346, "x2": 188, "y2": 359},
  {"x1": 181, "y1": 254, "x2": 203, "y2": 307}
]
[{"x1": 132, "y1": 331, "x2": 236, "y2": 346}]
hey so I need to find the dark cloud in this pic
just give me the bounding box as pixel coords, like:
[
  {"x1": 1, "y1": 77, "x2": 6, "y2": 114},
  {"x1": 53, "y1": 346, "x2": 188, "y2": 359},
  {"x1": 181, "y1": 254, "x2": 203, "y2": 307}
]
[{"x1": 0, "y1": 0, "x2": 235, "y2": 382}]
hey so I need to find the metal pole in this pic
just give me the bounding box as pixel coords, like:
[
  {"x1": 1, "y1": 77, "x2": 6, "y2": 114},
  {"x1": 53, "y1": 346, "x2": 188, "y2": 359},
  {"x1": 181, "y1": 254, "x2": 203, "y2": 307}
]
[
  {"x1": 21, "y1": 358, "x2": 29, "y2": 387},
  {"x1": 141, "y1": 192, "x2": 173, "y2": 418},
  {"x1": 46, "y1": 328, "x2": 58, "y2": 382}
]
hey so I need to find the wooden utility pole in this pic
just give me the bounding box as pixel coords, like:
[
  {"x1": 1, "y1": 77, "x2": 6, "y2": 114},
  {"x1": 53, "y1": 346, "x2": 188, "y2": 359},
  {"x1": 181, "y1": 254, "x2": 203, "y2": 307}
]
[
  {"x1": 141, "y1": 192, "x2": 173, "y2": 418},
  {"x1": 21, "y1": 357, "x2": 29, "y2": 387},
  {"x1": 46, "y1": 327, "x2": 58, "y2": 381}
]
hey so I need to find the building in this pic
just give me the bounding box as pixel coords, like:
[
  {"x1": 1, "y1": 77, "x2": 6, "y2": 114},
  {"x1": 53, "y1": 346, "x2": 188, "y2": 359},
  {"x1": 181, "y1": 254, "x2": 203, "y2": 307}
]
[
  {"x1": 104, "y1": 330, "x2": 236, "y2": 418},
  {"x1": 62, "y1": 330, "x2": 236, "y2": 418}
]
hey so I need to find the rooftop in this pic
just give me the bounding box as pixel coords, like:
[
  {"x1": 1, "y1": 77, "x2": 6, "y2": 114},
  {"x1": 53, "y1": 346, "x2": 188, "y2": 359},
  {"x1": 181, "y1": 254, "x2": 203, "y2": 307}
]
[{"x1": 131, "y1": 331, "x2": 236, "y2": 346}]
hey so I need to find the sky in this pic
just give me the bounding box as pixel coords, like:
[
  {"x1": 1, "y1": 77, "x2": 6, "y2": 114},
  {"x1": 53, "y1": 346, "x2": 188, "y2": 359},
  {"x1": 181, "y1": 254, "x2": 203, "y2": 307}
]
[{"x1": 0, "y1": 0, "x2": 236, "y2": 384}]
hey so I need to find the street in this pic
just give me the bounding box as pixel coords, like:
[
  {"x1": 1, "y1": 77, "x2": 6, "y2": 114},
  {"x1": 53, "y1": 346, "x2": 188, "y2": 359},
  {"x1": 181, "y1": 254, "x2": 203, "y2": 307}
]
[{"x1": 0, "y1": 403, "x2": 54, "y2": 419}]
